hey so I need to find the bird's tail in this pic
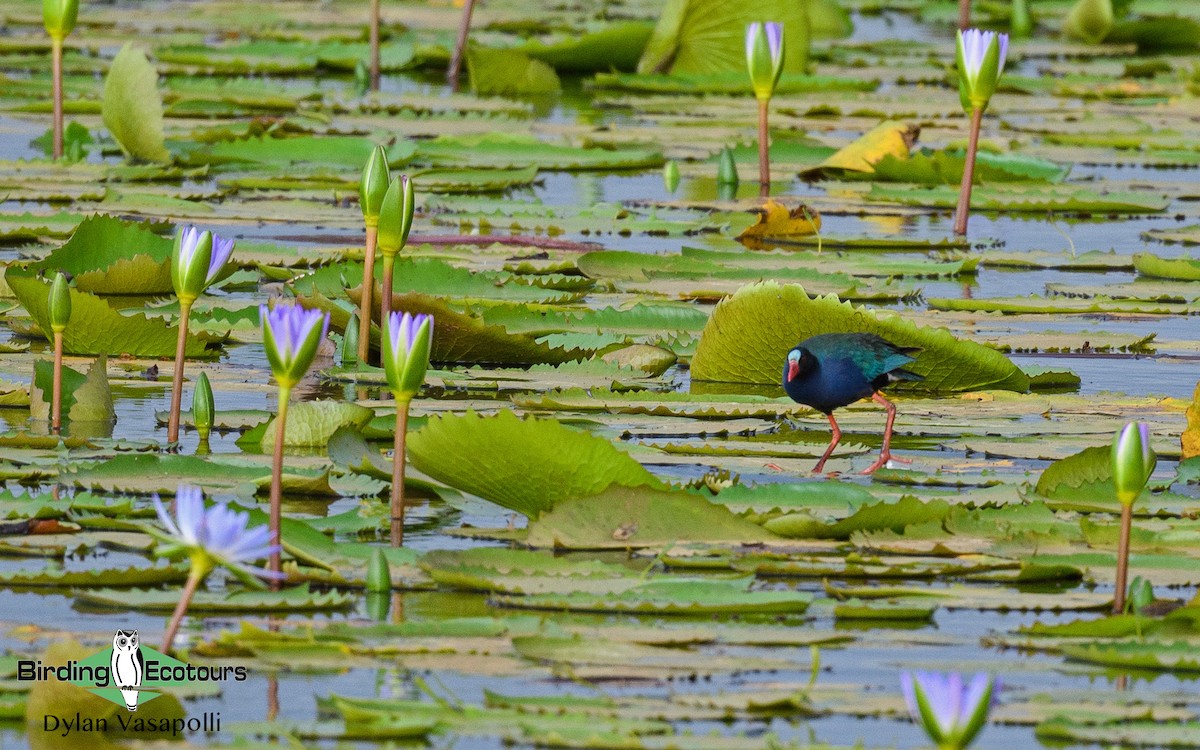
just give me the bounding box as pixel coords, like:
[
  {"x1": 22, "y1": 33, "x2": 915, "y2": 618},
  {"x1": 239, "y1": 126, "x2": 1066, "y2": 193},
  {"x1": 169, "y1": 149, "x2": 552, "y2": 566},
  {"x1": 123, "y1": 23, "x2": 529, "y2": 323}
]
[
  {"x1": 887, "y1": 368, "x2": 923, "y2": 383},
  {"x1": 120, "y1": 689, "x2": 138, "y2": 711}
]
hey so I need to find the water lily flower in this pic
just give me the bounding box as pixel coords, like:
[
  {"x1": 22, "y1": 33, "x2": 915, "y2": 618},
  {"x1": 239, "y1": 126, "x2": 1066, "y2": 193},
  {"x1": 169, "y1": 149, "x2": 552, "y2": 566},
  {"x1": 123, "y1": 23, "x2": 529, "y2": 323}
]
[
  {"x1": 745, "y1": 22, "x2": 785, "y2": 102},
  {"x1": 43, "y1": 0, "x2": 78, "y2": 160},
  {"x1": 260, "y1": 302, "x2": 329, "y2": 578},
  {"x1": 260, "y1": 302, "x2": 330, "y2": 391},
  {"x1": 383, "y1": 312, "x2": 432, "y2": 403},
  {"x1": 381, "y1": 311, "x2": 432, "y2": 546},
  {"x1": 377, "y1": 175, "x2": 415, "y2": 330},
  {"x1": 745, "y1": 22, "x2": 784, "y2": 196},
  {"x1": 172, "y1": 226, "x2": 234, "y2": 305},
  {"x1": 356, "y1": 145, "x2": 391, "y2": 366},
  {"x1": 952, "y1": 28, "x2": 1009, "y2": 237},
  {"x1": 1110, "y1": 421, "x2": 1156, "y2": 613},
  {"x1": 167, "y1": 226, "x2": 234, "y2": 444},
  {"x1": 901, "y1": 671, "x2": 997, "y2": 750},
  {"x1": 48, "y1": 271, "x2": 71, "y2": 434},
  {"x1": 152, "y1": 485, "x2": 281, "y2": 651},
  {"x1": 956, "y1": 29, "x2": 1008, "y2": 115}
]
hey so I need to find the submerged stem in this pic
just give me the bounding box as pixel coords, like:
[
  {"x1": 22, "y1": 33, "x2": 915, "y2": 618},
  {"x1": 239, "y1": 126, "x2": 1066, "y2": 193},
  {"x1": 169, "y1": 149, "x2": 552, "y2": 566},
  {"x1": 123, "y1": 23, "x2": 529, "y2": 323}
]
[
  {"x1": 358, "y1": 225, "x2": 378, "y2": 365},
  {"x1": 953, "y1": 108, "x2": 984, "y2": 236},
  {"x1": 368, "y1": 0, "x2": 381, "y2": 91},
  {"x1": 167, "y1": 302, "x2": 192, "y2": 445},
  {"x1": 51, "y1": 38, "x2": 64, "y2": 161},
  {"x1": 1113, "y1": 503, "x2": 1133, "y2": 614},
  {"x1": 161, "y1": 571, "x2": 203, "y2": 653},
  {"x1": 391, "y1": 399, "x2": 410, "y2": 547},
  {"x1": 268, "y1": 388, "x2": 291, "y2": 589},
  {"x1": 447, "y1": 0, "x2": 477, "y2": 92},
  {"x1": 51, "y1": 331, "x2": 64, "y2": 435},
  {"x1": 757, "y1": 97, "x2": 770, "y2": 197}
]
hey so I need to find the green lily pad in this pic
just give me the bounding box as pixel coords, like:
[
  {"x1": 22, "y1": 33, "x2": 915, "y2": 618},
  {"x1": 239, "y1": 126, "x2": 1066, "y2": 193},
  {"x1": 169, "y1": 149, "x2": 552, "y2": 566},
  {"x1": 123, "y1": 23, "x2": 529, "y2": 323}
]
[
  {"x1": 102, "y1": 43, "x2": 170, "y2": 163},
  {"x1": 690, "y1": 281, "x2": 1029, "y2": 392},
  {"x1": 75, "y1": 583, "x2": 356, "y2": 613},
  {"x1": 498, "y1": 579, "x2": 813, "y2": 616},
  {"x1": 408, "y1": 410, "x2": 666, "y2": 518}
]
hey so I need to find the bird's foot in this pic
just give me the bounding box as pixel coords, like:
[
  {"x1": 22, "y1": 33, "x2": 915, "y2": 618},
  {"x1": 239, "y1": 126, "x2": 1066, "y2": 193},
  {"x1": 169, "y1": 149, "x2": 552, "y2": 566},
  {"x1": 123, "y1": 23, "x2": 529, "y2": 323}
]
[{"x1": 860, "y1": 451, "x2": 909, "y2": 475}]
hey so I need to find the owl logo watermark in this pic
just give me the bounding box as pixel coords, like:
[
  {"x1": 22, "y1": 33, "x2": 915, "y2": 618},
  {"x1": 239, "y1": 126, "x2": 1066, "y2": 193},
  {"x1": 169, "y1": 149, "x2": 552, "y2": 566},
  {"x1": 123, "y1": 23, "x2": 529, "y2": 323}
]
[{"x1": 110, "y1": 630, "x2": 145, "y2": 711}]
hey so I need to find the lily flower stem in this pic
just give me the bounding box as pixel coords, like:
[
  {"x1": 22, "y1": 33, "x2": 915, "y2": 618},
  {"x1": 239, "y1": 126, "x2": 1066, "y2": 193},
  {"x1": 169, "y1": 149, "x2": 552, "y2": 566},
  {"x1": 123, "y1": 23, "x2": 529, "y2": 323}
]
[
  {"x1": 51, "y1": 38, "x2": 64, "y2": 160},
  {"x1": 958, "y1": 0, "x2": 971, "y2": 30},
  {"x1": 51, "y1": 331, "x2": 64, "y2": 434},
  {"x1": 167, "y1": 302, "x2": 192, "y2": 445},
  {"x1": 268, "y1": 387, "x2": 291, "y2": 589},
  {"x1": 381, "y1": 256, "x2": 395, "y2": 338},
  {"x1": 953, "y1": 107, "x2": 984, "y2": 236},
  {"x1": 391, "y1": 399, "x2": 410, "y2": 547},
  {"x1": 757, "y1": 97, "x2": 770, "y2": 196},
  {"x1": 1113, "y1": 504, "x2": 1133, "y2": 614},
  {"x1": 368, "y1": 0, "x2": 381, "y2": 91},
  {"x1": 447, "y1": 0, "x2": 477, "y2": 92},
  {"x1": 358, "y1": 225, "x2": 378, "y2": 365},
  {"x1": 161, "y1": 570, "x2": 203, "y2": 653}
]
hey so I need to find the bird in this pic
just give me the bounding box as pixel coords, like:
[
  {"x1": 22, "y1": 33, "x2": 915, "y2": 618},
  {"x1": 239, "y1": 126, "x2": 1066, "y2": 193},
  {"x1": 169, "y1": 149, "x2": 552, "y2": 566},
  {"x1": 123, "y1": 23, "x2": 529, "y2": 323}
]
[
  {"x1": 783, "y1": 333, "x2": 922, "y2": 475},
  {"x1": 110, "y1": 629, "x2": 144, "y2": 711}
]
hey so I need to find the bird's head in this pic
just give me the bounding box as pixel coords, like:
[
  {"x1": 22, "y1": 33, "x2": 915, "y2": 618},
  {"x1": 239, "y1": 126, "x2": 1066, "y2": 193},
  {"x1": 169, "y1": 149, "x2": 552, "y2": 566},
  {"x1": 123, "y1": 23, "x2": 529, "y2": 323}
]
[{"x1": 786, "y1": 347, "x2": 814, "y2": 383}]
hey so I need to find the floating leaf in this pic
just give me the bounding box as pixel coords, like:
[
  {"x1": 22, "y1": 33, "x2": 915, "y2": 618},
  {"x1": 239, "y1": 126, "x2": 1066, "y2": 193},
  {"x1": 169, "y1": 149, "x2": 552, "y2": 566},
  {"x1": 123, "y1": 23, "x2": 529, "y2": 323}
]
[
  {"x1": 30, "y1": 355, "x2": 114, "y2": 424},
  {"x1": 467, "y1": 46, "x2": 561, "y2": 95},
  {"x1": 801, "y1": 120, "x2": 918, "y2": 177},
  {"x1": 525, "y1": 485, "x2": 776, "y2": 549},
  {"x1": 76, "y1": 583, "x2": 356, "y2": 612},
  {"x1": 500, "y1": 579, "x2": 812, "y2": 616},
  {"x1": 407, "y1": 410, "x2": 666, "y2": 518},
  {"x1": 736, "y1": 201, "x2": 821, "y2": 243},
  {"x1": 238, "y1": 400, "x2": 374, "y2": 450},
  {"x1": 29, "y1": 214, "x2": 174, "y2": 295},
  {"x1": 415, "y1": 133, "x2": 663, "y2": 171}
]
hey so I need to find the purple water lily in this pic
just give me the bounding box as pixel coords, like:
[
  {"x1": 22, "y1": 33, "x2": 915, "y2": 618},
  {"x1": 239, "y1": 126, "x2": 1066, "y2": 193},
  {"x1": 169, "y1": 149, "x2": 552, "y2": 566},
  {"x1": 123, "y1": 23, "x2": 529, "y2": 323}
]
[
  {"x1": 388, "y1": 312, "x2": 432, "y2": 355},
  {"x1": 152, "y1": 485, "x2": 281, "y2": 580},
  {"x1": 260, "y1": 302, "x2": 330, "y2": 388},
  {"x1": 900, "y1": 671, "x2": 997, "y2": 749},
  {"x1": 959, "y1": 28, "x2": 1008, "y2": 80},
  {"x1": 178, "y1": 225, "x2": 235, "y2": 286},
  {"x1": 745, "y1": 21, "x2": 783, "y2": 63},
  {"x1": 383, "y1": 311, "x2": 433, "y2": 400}
]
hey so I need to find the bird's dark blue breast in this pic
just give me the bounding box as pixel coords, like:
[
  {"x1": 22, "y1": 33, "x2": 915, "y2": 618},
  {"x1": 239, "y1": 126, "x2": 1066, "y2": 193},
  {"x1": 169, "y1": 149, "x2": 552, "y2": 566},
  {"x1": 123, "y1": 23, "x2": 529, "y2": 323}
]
[{"x1": 782, "y1": 351, "x2": 875, "y2": 414}]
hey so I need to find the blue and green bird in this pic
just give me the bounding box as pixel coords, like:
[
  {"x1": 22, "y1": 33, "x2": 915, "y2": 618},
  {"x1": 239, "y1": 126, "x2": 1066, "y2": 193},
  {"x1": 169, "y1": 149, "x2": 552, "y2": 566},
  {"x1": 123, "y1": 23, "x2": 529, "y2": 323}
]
[{"x1": 783, "y1": 333, "x2": 922, "y2": 474}]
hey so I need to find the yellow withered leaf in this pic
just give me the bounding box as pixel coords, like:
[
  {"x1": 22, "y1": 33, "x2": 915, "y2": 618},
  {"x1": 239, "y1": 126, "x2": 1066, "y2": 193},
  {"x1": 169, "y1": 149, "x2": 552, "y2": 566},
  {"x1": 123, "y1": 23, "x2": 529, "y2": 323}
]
[
  {"x1": 803, "y1": 120, "x2": 919, "y2": 177},
  {"x1": 1182, "y1": 381, "x2": 1200, "y2": 459},
  {"x1": 737, "y1": 200, "x2": 821, "y2": 243}
]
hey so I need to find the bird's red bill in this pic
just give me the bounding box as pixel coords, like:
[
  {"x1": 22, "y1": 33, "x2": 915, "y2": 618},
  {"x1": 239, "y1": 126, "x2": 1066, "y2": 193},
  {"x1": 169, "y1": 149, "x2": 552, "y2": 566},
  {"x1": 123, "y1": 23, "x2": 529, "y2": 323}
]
[{"x1": 787, "y1": 360, "x2": 799, "y2": 382}]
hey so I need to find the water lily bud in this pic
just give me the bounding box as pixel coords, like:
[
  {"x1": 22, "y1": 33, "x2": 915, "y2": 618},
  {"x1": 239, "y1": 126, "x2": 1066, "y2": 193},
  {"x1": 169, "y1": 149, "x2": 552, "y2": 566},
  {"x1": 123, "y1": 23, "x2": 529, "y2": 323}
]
[
  {"x1": 901, "y1": 671, "x2": 997, "y2": 750},
  {"x1": 745, "y1": 22, "x2": 785, "y2": 101},
  {"x1": 1126, "y1": 575, "x2": 1154, "y2": 615},
  {"x1": 956, "y1": 29, "x2": 1009, "y2": 114},
  {"x1": 260, "y1": 303, "x2": 330, "y2": 390},
  {"x1": 382, "y1": 312, "x2": 432, "y2": 401},
  {"x1": 354, "y1": 60, "x2": 371, "y2": 97},
  {"x1": 172, "y1": 225, "x2": 235, "y2": 305},
  {"x1": 192, "y1": 371, "x2": 214, "y2": 441},
  {"x1": 341, "y1": 312, "x2": 360, "y2": 366},
  {"x1": 1063, "y1": 0, "x2": 1113, "y2": 44},
  {"x1": 1111, "y1": 421, "x2": 1155, "y2": 507},
  {"x1": 48, "y1": 271, "x2": 71, "y2": 334},
  {"x1": 1010, "y1": 0, "x2": 1033, "y2": 38},
  {"x1": 359, "y1": 145, "x2": 390, "y2": 226},
  {"x1": 43, "y1": 0, "x2": 78, "y2": 41},
  {"x1": 663, "y1": 160, "x2": 680, "y2": 193},
  {"x1": 377, "y1": 175, "x2": 415, "y2": 258},
  {"x1": 717, "y1": 147, "x2": 739, "y2": 186},
  {"x1": 366, "y1": 547, "x2": 391, "y2": 593}
]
